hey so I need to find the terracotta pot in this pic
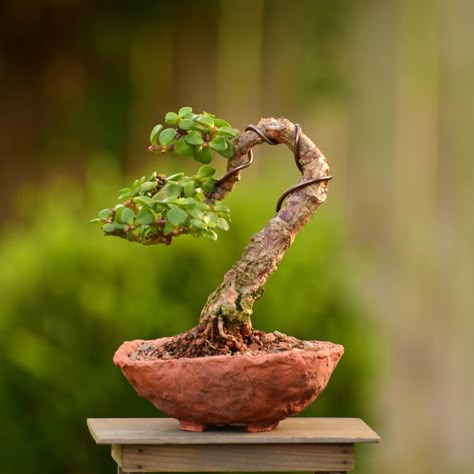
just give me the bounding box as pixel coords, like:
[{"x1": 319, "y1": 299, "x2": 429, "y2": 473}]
[{"x1": 114, "y1": 337, "x2": 344, "y2": 432}]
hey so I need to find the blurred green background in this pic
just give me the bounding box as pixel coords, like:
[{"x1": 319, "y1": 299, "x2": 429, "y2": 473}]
[{"x1": 1, "y1": 1, "x2": 472, "y2": 473}]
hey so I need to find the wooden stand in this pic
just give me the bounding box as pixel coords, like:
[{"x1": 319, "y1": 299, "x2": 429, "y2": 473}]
[{"x1": 87, "y1": 417, "x2": 379, "y2": 473}]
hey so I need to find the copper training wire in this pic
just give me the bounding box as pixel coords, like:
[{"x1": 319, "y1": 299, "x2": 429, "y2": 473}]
[{"x1": 215, "y1": 123, "x2": 332, "y2": 212}]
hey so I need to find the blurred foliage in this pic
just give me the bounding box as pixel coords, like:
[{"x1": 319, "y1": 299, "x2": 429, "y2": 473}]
[{"x1": 0, "y1": 156, "x2": 376, "y2": 473}]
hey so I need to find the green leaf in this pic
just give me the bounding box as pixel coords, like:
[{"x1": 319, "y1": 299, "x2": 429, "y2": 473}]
[
  {"x1": 213, "y1": 201, "x2": 230, "y2": 213},
  {"x1": 174, "y1": 136, "x2": 194, "y2": 156},
  {"x1": 163, "y1": 221, "x2": 176, "y2": 236},
  {"x1": 185, "y1": 131, "x2": 204, "y2": 146},
  {"x1": 217, "y1": 217, "x2": 230, "y2": 231},
  {"x1": 217, "y1": 126, "x2": 239, "y2": 137},
  {"x1": 167, "y1": 207, "x2": 187, "y2": 226},
  {"x1": 140, "y1": 181, "x2": 158, "y2": 193},
  {"x1": 118, "y1": 188, "x2": 131, "y2": 200},
  {"x1": 162, "y1": 182, "x2": 182, "y2": 198},
  {"x1": 159, "y1": 128, "x2": 176, "y2": 147},
  {"x1": 197, "y1": 165, "x2": 216, "y2": 178},
  {"x1": 194, "y1": 146, "x2": 212, "y2": 164},
  {"x1": 217, "y1": 139, "x2": 235, "y2": 158},
  {"x1": 209, "y1": 136, "x2": 227, "y2": 152},
  {"x1": 190, "y1": 218, "x2": 207, "y2": 229},
  {"x1": 150, "y1": 124, "x2": 163, "y2": 145},
  {"x1": 213, "y1": 118, "x2": 231, "y2": 128},
  {"x1": 181, "y1": 197, "x2": 198, "y2": 206},
  {"x1": 178, "y1": 106, "x2": 193, "y2": 117},
  {"x1": 98, "y1": 208, "x2": 112, "y2": 220},
  {"x1": 121, "y1": 208, "x2": 135, "y2": 226},
  {"x1": 162, "y1": 196, "x2": 179, "y2": 205},
  {"x1": 152, "y1": 190, "x2": 168, "y2": 202},
  {"x1": 178, "y1": 119, "x2": 194, "y2": 130},
  {"x1": 136, "y1": 207, "x2": 155, "y2": 225},
  {"x1": 131, "y1": 176, "x2": 146, "y2": 190},
  {"x1": 194, "y1": 114, "x2": 214, "y2": 128},
  {"x1": 164, "y1": 112, "x2": 179, "y2": 125},
  {"x1": 89, "y1": 218, "x2": 101, "y2": 224},
  {"x1": 205, "y1": 229, "x2": 218, "y2": 241},
  {"x1": 204, "y1": 211, "x2": 218, "y2": 226},
  {"x1": 202, "y1": 179, "x2": 216, "y2": 193},
  {"x1": 188, "y1": 207, "x2": 204, "y2": 219},
  {"x1": 133, "y1": 195, "x2": 155, "y2": 208},
  {"x1": 102, "y1": 223, "x2": 116, "y2": 233},
  {"x1": 167, "y1": 172, "x2": 185, "y2": 181},
  {"x1": 183, "y1": 180, "x2": 195, "y2": 198}
]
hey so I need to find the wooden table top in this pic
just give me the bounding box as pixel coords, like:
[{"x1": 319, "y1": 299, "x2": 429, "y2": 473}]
[{"x1": 87, "y1": 417, "x2": 380, "y2": 445}]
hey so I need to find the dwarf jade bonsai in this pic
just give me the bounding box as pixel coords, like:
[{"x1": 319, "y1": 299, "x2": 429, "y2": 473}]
[{"x1": 92, "y1": 107, "x2": 331, "y2": 358}]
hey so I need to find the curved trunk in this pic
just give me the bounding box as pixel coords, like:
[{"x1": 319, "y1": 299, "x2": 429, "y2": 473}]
[{"x1": 199, "y1": 118, "x2": 331, "y2": 334}]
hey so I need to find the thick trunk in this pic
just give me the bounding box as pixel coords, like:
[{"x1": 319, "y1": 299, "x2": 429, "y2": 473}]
[{"x1": 199, "y1": 118, "x2": 331, "y2": 334}]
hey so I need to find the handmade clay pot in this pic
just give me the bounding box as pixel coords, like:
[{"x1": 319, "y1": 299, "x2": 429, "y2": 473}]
[{"x1": 114, "y1": 337, "x2": 344, "y2": 432}]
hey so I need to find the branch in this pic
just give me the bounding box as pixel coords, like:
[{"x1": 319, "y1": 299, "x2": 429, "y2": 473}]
[{"x1": 199, "y1": 117, "x2": 331, "y2": 330}]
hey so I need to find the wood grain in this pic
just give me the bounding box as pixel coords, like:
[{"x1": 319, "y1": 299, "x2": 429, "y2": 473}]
[
  {"x1": 118, "y1": 443, "x2": 353, "y2": 472},
  {"x1": 87, "y1": 417, "x2": 380, "y2": 445}
]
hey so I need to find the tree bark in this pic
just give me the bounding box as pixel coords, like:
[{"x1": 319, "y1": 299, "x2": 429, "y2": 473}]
[{"x1": 199, "y1": 117, "x2": 331, "y2": 334}]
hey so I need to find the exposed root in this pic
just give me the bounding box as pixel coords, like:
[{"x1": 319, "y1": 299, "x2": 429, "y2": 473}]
[{"x1": 131, "y1": 328, "x2": 319, "y2": 360}]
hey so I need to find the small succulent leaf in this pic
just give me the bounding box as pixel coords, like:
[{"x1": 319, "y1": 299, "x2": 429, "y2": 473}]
[
  {"x1": 183, "y1": 180, "x2": 195, "y2": 198},
  {"x1": 205, "y1": 229, "x2": 218, "y2": 241},
  {"x1": 164, "y1": 112, "x2": 179, "y2": 125},
  {"x1": 209, "y1": 136, "x2": 227, "y2": 152},
  {"x1": 140, "y1": 181, "x2": 158, "y2": 193},
  {"x1": 153, "y1": 190, "x2": 168, "y2": 202},
  {"x1": 197, "y1": 165, "x2": 216, "y2": 178},
  {"x1": 213, "y1": 118, "x2": 231, "y2": 128},
  {"x1": 178, "y1": 119, "x2": 194, "y2": 131},
  {"x1": 185, "y1": 131, "x2": 204, "y2": 146},
  {"x1": 190, "y1": 218, "x2": 207, "y2": 229},
  {"x1": 204, "y1": 211, "x2": 219, "y2": 227},
  {"x1": 150, "y1": 124, "x2": 163, "y2": 145},
  {"x1": 167, "y1": 207, "x2": 187, "y2": 226},
  {"x1": 217, "y1": 217, "x2": 230, "y2": 231},
  {"x1": 174, "y1": 136, "x2": 194, "y2": 156},
  {"x1": 89, "y1": 218, "x2": 101, "y2": 224},
  {"x1": 162, "y1": 196, "x2": 179, "y2": 205},
  {"x1": 181, "y1": 197, "x2": 198, "y2": 206},
  {"x1": 162, "y1": 182, "x2": 182, "y2": 198},
  {"x1": 102, "y1": 223, "x2": 116, "y2": 233},
  {"x1": 217, "y1": 126, "x2": 239, "y2": 137},
  {"x1": 194, "y1": 146, "x2": 212, "y2": 164},
  {"x1": 98, "y1": 208, "x2": 112, "y2": 220},
  {"x1": 194, "y1": 114, "x2": 214, "y2": 128},
  {"x1": 202, "y1": 179, "x2": 216, "y2": 193},
  {"x1": 178, "y1": 106, "x2": 193, "y2": 117},
  {"x1": 133, "y1": 195, "x2": 155, "y2": 207},
  {"x1": 163, "y1": 221, "x2": 176, "y2": 236},
  {"x1": 121, "y1": 208, "x2": 135, "y2": 226},
  {"x1": 213, "y1": 201, "x2": 230, "y2": 213},
  {"x1": 159, "y1": 128, "x2": 176, "y2": 147},
  {"x1": 217, "y1": 139, "x2": 235, "y2": 158},
  {"x1": 166, "y1": 173, "x2": 185, "y2": 182},
  {"x1": 188, "y1": 207, "x2": 204, "y2": 219},
  {"x1": 118, "y1": 188, "x2": 131, "y2": 200},
  {"x1": 136, "y1": 207, "x2": 155, "y2": 225}
]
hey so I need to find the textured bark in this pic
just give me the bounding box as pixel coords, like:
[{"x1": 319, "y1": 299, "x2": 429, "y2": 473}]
[{"x1": 199, "y1": 118, "x2": 331, "y2": 333}]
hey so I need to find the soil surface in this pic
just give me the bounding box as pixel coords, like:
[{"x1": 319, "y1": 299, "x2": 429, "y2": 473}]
[{"x1": 130, "y1": 328, "x2": 321, "y2": 361}]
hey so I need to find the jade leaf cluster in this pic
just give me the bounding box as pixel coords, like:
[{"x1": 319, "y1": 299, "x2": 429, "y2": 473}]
[
  {"x1": 148, "y1": 106, "x2": 239, "y2": 163},
  {"x1": 91, "y1": 108, "x2": 238, "y2": 245}
]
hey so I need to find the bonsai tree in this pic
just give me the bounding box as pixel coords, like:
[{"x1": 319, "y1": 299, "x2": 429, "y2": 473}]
[{"x1": 91, "y1": 107, "x2": 332, "y2": 358}]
